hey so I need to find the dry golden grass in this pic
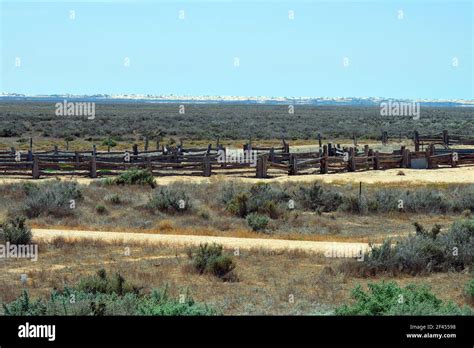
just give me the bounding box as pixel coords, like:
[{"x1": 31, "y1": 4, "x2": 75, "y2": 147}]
[{"x1": 0, "y1": 240, "x2": 470, "y2": 314}]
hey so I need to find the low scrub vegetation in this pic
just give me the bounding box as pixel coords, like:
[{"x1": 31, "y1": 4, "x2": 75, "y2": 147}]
[
  {"x1": 0, "y1": 216, "x2": 32, "y2": 244},
  {"x1": 465, "y1": 279, "x2": 474, "y2": 305},
  {"x1": 335, "y1": 281, "x2": 472, "y2": 315},
  {"x1": 2, "y1": 102, "x2": 472, "y2": 141},
  {"x1": 246, "y1": 213, "x2": 269, "y2": 232},
  {"x1": 341, "y1": 219, "x2": 474, "y2": 276},
  {"x1": 147, "y1": 187, "x2": 191, "y2": 214},
  {"x1": 187, "y1": 243, "x2": 237, "y2": 281},
  {"x1": 113, "y1": 168, "x2": 156, "y2": 188},
  {"x1": 2, "y1": 270, "x2": 214, "y2": 316},
  {"x1": 77, "y1": 269, "x2": 141, "y2": 296},
  {"x1": 21, "y1": 181, "x2": 82, "y2": 218}
]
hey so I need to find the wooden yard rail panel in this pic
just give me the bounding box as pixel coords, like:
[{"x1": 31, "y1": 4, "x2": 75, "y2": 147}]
[{"x1": 0, "y1": 136, "x2": 473, "y2": 179}]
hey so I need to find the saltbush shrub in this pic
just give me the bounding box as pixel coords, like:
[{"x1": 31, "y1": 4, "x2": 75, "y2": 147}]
[
  {"x1": 335, "y1": 281, "x2": 472, "y2": 315},
  {"x1": 0, "y1": 216, "x2": 32, "y2": 244},
  {"x1": 226, "y1": 183, "x2": 288, "y2": 218},
  {"x1": 189, "y1": 243, "x2": 236, "y2": 281},
  {"x1": 2, "y1": 286, "x2": 214, "y2": 316},
  {"x1": 95, "y1": 204, "x2": 107, "y2": 215},
  {"x1": 246, "y1": 213, "x2": 269, "y2": 232},
  {"x1": 147, "y1": 187, "x2": 191, "y2": 214},
  {"x1": 104, "y1": 194, "x2": 122, "y2": 205},
  {"x1": 76, "y1": 269, "x2": 140, "y2": 296},
  {"x1": 297, "y1": 182, "x2": 343, "y2": 213},
  {"x1": 114, "y1": 168, "x2": 156, "y2": 188},
  {"x1": 341, "y1": 219, "x2": 474, "y2": 276},
  {"x1": 464, "y1": 279, "x2": 474, "y2": 305},
  {"x1": 22, "y1": 181, "x2": 82, "y2": 218}
]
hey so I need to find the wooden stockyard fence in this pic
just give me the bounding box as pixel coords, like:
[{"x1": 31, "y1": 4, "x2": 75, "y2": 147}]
[{"x1": 0, "y1": 131, "x2": 473, "y2": 179}]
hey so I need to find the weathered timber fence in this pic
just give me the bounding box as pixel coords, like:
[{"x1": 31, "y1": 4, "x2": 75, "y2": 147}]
[
  {"x1": 414, "y1": 130, "x2": 474, "y2": 151},
  {"x1": 1, "y1": 139, "x2": 473, "y2": 179}
]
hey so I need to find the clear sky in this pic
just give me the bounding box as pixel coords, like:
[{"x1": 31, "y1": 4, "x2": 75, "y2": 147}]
[{"x1": 1, "y1": 0, "x2": 472, "y2": 99}]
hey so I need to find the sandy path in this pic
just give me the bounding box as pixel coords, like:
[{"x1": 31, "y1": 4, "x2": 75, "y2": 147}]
[
  {"x1": 32, "y1": 228, "x2": 370, "y2": 255},
  {"x1": 2, "y1": 166, "x2": 473, "y2": 186}
]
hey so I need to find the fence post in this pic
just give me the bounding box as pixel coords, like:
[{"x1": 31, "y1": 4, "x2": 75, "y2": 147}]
[
  {"x1": 27, "y1": 150, "x2": 33, "y2": 162},
  {"x1": 400, "y1": 146, "x2": 406, "y2": 168},
  {"x1": 373, "y1": 151, "x2": 380, "y2": 170},
  {"x1": 364, "y1": 145, "x2": 369, "y2": 156},
  {"x1": 256, "y1": 155, "x2": 268, "y2": 178},
  {"x1": 425, "y1": 147, "x2": 432, "y2": 169},
  {"x1": 32, "y1": 155, "x2": 40, "y2": 179},
  {"x1": 414, "y1": 131, "x2": 420, "y2": 151},
  {"x1": 349, "y1": 147, "x2": 356, "y2": 172},
  {"x1": 288, "y1": 154, "x2": 298, "y2": 175},
  {"x1": 90, "y1": 153, "x2": 97, "y2": 178},
  {"x1": 451, "y1": 152, "x2": 457, "y2": 168},
  {"x1": 402, "y1": 148, "x2": 411, "y2": 168},
  {"x1": 442, "y1": 130, "x2": 449, "y2": 146},
  {"x1": 321, "y1": 145, "x2": 328, "y2": 174},
  {"x1": 317, "y1": 133, "x2": 322, "y2": 149},
  {"x1": 146, "y1": 156, "x2": 152, "y2": 171},
  {"x1": 203, "y1": 155, "x2": 212, "y2": 177},
  {"x1": 29, "y1": 137, "x2": 33, "y2": 152},
  {"x1": 269, "y1": 147, "x2": 275, "y2": 163},
  {"x1": 144, "y1": 136, "x2": 149, "y2": 152}
]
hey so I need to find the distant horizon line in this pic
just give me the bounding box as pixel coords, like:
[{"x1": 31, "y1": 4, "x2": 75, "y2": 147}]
[{"x1": 1, "y1": 93, "x2": 473, "y2": 103}]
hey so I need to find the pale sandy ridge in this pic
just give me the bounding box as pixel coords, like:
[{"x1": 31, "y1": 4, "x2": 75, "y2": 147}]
[{"x1": 32, "y1": 228, "x2": 370, "y2": 255}]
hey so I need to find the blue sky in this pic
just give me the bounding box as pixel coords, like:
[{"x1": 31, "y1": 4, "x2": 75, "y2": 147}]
[{"x1": 1, "y1": 0, "x2": 472, "y2": 99}]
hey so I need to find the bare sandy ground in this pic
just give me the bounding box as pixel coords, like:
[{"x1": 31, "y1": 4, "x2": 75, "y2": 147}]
[
  {"x1": 2, "y1": 166, "x2": 473, "y2": 186},
  {"x1": 32, "y1": 228, "x2": 370, "y2": 255}
]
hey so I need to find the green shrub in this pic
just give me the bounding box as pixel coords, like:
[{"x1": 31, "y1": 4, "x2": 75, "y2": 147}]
[
  {"x1": 22, "y1": 181, "x2": 82, "y2": 218},
  {"x1": 297, "y1": 182, "x2": 343, "y2": 213},
  {"x1": 76, "y1": 269, "x2": 141, "y2": 296},
  {"x1": 227, "y1": 193, "x2": 248, "y2": 217},
  {"x1": 147, "y1": 187, "x2": 191, "y2": 214},
  {"x1": 105, "y1": 194, "x2": 122, "y2": 205},
  {"x1": 464, "y1": 279, "x2": 474, "y2": 305},
  {"x1": 2, "y1": 286, "x2": 214, "y2": 316},
  {"x1": 341, "y1": 219, "x2": 473, "y2": 276},
  {"x1": 246, "y1": 213, "x2": 269, "y2": 232},
  {"x1": 114, "y1": 168, "x2": 156, "y2": 188},
  {"x1": 336, "y1": 281, "x2": 472, "y2": 315},
  {"x1": 246, "y1": 183, "x2": 289, "y2": 213},
  {"x1": 0, "y1": 216, "x2": 32, "y2": 244},
  {"x1": 95, "y1": 204, "x2": 107, "y2": 215},
  {"x1": 226, "y1": 183, "x2": 288, "y2": 218},
  {"x1": 340, "y1": 195, "x2": 368, "y2": 214},
  {"x1": 189, "y1": 243, "x2": 236, "y2": 281},
  {"x1": 2, "y1": 290, "x2": 46, "y2": 316},
  {"x1": 102, "y1": 138, "x2": 117, "y2": 148}
]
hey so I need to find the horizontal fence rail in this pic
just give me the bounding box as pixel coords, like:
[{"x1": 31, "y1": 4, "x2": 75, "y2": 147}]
[{"x1": 0, "y1": 136, "x2": 473, "y2": 179}]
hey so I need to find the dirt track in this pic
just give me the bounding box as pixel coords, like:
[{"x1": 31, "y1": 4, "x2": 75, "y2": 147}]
[
  {"x1": 32, "y1": 228, "x2": 370, "y2": 256},
  {"x1": 2, "y1": 166, "x2": 473, "y2": 186}
]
